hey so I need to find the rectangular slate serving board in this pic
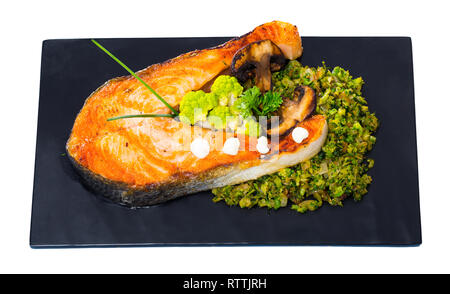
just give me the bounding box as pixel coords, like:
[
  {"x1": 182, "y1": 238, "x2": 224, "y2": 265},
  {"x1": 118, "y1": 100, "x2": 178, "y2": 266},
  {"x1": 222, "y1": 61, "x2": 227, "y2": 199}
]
[{"x1": 30, "y1": 37, "x2": 421, "y2": 247}]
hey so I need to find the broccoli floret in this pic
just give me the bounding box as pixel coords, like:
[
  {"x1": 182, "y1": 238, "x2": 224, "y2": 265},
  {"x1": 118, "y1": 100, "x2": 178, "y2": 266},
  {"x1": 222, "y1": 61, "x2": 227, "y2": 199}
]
[
  {"x1": 178, "y1": 75, "x2": 264, "y2": 137},
  {"x1": 207, "y1": 106, "x2": 232, "y2": 129},
  {"x1": 210, "y1": 75, "x2": 243, "y2": 106},
  {"x1": 179, "y1": 90, "x2": 218, "y2": 125}
]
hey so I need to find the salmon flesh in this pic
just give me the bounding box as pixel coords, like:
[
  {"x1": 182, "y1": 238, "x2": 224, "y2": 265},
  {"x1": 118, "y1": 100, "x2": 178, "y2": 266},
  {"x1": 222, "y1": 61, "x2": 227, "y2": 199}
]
[{"x1": 66, "y1": 21, "x2": 328, "y2": 207}]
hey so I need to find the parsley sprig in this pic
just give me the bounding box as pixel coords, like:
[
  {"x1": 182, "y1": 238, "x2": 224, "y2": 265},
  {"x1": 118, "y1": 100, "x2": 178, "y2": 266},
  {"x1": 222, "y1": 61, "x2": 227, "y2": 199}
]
[{"x1": 235, "y1": 86, "x2": 283, "y2": 118}]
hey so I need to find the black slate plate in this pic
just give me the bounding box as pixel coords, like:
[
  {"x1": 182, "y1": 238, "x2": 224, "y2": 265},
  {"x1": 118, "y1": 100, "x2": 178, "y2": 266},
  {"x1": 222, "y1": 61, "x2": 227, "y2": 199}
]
[{"x1": 30, "y1": 37, "x2": 421, "y2": 247}]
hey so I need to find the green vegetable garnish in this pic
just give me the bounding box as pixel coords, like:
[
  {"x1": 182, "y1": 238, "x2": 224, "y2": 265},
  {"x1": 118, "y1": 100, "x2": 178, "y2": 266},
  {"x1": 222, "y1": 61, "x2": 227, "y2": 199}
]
[
  {"x1": 207, "y1": 106, "x2": 232, "y2": 129},
  {"x1": 255, "y1": 91, "x2": 283, "y2": 117},
  {"x1": 107, "y1": 113, "x2": 175, "y2": 121},
  {"x1": 210, "y1": 75, "x2": 243, "y2": 106},
  {"x1": 232, "y1": 86, "x2": 261, "y2": 118},
  {"x1": 177, "y1": 75, "x2": 279, "y2": 136},
  {"x1": 232, "y1": 86, "x2": 283, "y2": 118},
  {"x1": 91, "y1": 39, "x2": 179, "y2": 120},
  {"x1": 179, "y1": 91, "x2": 218, "y2": 125},
  {"x1": 212, "y1": 60, "x2": 379, "y2": 213}
]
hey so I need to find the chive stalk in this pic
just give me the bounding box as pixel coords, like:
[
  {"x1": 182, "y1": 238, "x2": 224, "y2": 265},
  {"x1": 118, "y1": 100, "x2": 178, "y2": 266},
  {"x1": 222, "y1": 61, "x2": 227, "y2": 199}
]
[
  {"x1": 106, "y1": 113, "x2": 175, "y2": 121},
  {"x1": 91, "y1": 39, "x2": 179, "y2": 116}
]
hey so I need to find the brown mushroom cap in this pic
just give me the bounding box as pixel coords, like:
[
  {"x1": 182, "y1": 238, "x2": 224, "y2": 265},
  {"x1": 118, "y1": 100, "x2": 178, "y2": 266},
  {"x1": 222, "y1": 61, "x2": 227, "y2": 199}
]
[
  {"x1": 266, "y1": 85, "x2": 317, "y2": 137},
  {"x1": 231, "y1": 40, "x2": 287, "y2": 92}
]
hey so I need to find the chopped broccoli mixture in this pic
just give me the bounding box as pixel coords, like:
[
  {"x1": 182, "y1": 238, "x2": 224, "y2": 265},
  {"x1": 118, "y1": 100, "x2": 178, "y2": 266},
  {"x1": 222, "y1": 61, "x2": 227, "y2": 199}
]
[{"x1": 212, "y1": 60, "x2": 379, "y2": 213}]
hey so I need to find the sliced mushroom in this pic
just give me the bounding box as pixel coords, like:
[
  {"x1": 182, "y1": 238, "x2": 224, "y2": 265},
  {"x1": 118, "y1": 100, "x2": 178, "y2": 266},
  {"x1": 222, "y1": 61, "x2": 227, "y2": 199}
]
[
  {"x1": 266, "y1": 85, "x2": 317, "y2": 137},
  {"x1": 231, "y1": 40, "x2": 287, "y2": 92}
]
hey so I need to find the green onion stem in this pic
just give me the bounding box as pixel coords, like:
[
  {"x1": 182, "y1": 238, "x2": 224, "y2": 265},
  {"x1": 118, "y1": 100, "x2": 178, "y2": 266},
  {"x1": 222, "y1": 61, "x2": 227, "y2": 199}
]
[
  {"x1": 91, "y1": 39, "x2": 179, "y2": 115},
  {"x1": 107, "y1": 113, "x2": 176, "y2": 121}
]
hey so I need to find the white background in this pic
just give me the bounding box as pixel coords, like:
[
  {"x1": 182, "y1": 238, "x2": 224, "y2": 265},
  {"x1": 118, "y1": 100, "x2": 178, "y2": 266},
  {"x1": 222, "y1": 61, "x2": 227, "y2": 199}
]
[{"x1": 1, "y1": 0, "x2": 449, "y2": 274}]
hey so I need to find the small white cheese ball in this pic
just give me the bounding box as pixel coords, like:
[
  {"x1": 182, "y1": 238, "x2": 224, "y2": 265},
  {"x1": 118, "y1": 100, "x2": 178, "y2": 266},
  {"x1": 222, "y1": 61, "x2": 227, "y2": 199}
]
[
  {"x1": 256, "y1": 136, "x2": 270, "y2": 154},
  {"x1": 292, "y1": 127, "x2": 309, "y2": 143},
  {"x1": 222, "y1": 137, "x2": 240, "y2": 155},
  {"x1": 190, "y1": 137, "x2": 210, "y2": 159}
]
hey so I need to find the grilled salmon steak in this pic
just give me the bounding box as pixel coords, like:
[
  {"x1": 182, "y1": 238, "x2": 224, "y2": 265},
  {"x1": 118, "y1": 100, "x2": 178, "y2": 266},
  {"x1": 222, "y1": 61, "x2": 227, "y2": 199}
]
[{"x1": 66, "y1": 21, "x2": 328, "y2": 207}]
